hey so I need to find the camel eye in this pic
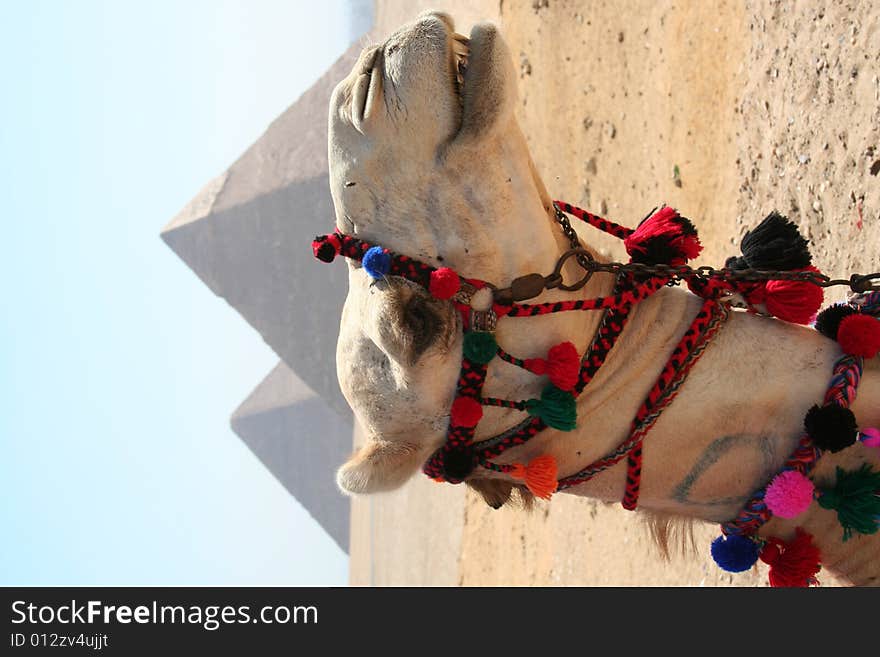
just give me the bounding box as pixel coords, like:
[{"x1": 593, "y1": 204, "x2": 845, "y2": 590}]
[{"x1": 386, "y1": 44, "x2": 398, "y2": 56}]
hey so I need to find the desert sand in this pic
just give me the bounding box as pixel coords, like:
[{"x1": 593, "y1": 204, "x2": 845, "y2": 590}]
[{"x1": 349, "y1": 0, "x2": 879, "y2": 587}]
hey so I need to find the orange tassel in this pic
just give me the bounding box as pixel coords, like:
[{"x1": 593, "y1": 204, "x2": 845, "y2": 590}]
[{"x1": 510, "y1": 455, "x2": 559, "y2": 500}]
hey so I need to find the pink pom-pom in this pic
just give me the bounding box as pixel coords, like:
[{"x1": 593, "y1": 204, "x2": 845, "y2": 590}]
[
  {"x1": 859, "y1": 427, "x2": 880, "y2": 448},
  {"x1": 765, "y1": 470, "x2": 815, "y2": 518},
  {"x1": 429, "y1": 267, "x2": 460, "y2": 300}
]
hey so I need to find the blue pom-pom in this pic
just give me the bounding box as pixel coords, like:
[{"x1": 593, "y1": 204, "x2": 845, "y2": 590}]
[
  {"x1": 710, "y1": 534, "x2": 760, "y2": 572},
  {"x1": 363, "y1": 246, "x2": 391, "y2": 279}
]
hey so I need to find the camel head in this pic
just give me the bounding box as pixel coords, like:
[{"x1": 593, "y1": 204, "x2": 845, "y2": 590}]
[{"x1": 327, "y1": 11, "x2": 561, "y2": 495}]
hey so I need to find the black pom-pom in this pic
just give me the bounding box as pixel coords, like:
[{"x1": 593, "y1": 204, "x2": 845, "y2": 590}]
[
  {"x1": 814, "y1": 304, "x2": 857, "y2": 341},
  {"x1": 315, "y1": 241, "x2": 337, "y2": 263},
  {"x1": 739, "y1": 211, "x2": 812, "y2": 270},
  {"x1": 804, "y1": 404, "x2": 858, "y2": 453},
  {"x1": 441, "y1": 445, "x2": 476, "y2": 482}
]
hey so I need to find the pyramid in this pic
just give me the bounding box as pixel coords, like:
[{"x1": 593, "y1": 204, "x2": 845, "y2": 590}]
[{"x1": 231, "y1": 362, "x2": 351, "y2": 552}]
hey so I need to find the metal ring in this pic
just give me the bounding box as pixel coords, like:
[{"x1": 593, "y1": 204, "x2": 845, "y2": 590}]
[{"x1": 551, "y1": 248, "x2": 596, "y2": 291}]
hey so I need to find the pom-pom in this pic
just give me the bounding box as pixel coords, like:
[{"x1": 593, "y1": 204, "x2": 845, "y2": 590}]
[
  {"x1": 545, "y1": 342, "x2": 581, "y2": 391},
  {"x1": 450, "y1": 396, "x2": 483, "y2": 428},
  {"x1": 522, "y1": 342, "x2": 581, "y2": 391},
  {"x1": 711, "y1": 534, "x2": 760, "y2": 572},
  {"x1": 312, "y1": 234, "x2": 342, "y2": 263},
  {"x1": 441, "y1": 445, "x2": 476, "y2": 482},
  {"x1": 817, "y1": 464, "x2": 880, "y2": 541},
  {"x1": 525, "y1": 385, "x2": 577, "y2": 431},
  {"x1": 623, "y1": 206, "x2": 703, "y2": 266},
  {"x1": 859, "y1": 427, "x2": 880, "y2": 448},
  {"x1": 765, "y1": 470, "x2": 815, "y2": 518},
  {"x1": 759, "y1": 528, "x2": 821, "y2": 587},
  {"x1": 363, "y1": 246, "x2": 391, "y2": 279},
  {"x1": 510, "y1": 455, "x2": 559, "y2": 500},
  {"x1": 804, "y1": 404, "x2": 858, "y2": 453},
  {"x1": 814, "y1": 303, "x2": 857, "y2": 340},
  {"x1": 429, "y1": 267, "x2": 460, "y2": 300},
  {"x1": 462, "y1": 331, "x2": 498, "y2": 364},
  {"x1": 837, "y1": 313, "x2": 880, "y2": 358},
  {"x1": 759, "y1": 266, "x2": 824, "y2": 324},
  {"x1": 737, "y1": 211, "x2": 812, "y2": 270}
]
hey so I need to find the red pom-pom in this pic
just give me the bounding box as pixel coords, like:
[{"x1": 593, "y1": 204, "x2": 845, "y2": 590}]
[
  {"x1": 312, "y1": 233, "x2": 342, "y2": 262},
  {"x1": 429, "y1": 267, "x2": 460, "y2": 300},
  {"x1": 450, "y1": 396, "x2": 483, "y2": 428},
  {"x1": 545, "y1": 342, "x2": 580, "y2": 391},
  {"x1": 510, "y1": 455, "x2": 558, "y2": 500},
  {"x1": 755, "y1": 266, "x2": 824, "y2": 324},
  {"x1": 759, "y1": 528, "x2": 821, "y2": 587},
  {"x1": 837, "y1": 313, "x2": 880, "y2": 358},
  {"x1": 623, "y1": 206, "x2": 703, "y2": 266}
]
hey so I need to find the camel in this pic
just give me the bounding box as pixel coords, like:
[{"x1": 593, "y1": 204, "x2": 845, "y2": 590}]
[{"x1": 319, "y1": 10, "x2": 880, "y2": 585}]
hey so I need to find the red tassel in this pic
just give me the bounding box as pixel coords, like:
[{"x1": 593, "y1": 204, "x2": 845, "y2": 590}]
[
  {"x1": 623, "y1": 206, "x2": 703, "y2": 266},
  {"x1": 522, "y1": 342, "x2": 580, "y2": 391},
  {"x1": 510, "y1": 455, "x2": 558, "y2": 500},
  {"x1": 837, "y1": 313, "x2": 880, "y2": 358},
  {"x1": 759, "y1": 528, "x2": 821, "y2": 587},
  {"x1": 746, "y1": 266, "x2": 824, "y2": 324},
  {"x1": 545, "y1": 342, "x2": 580, "y2": 391}
]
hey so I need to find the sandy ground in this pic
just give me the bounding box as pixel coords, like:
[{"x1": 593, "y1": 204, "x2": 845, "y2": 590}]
[{"x1": 349, "y1": 0, "x2": 879, "y2": 587}]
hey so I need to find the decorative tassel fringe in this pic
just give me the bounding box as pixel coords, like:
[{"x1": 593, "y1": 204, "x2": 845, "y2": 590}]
[
  {"x1": 759, "y1": 528, "x2": 821, "y2": 587},
  {"x1": 727, "y1": 211, "x2": 812, "y2": 271},
  {"x1": 510, "y1": 455, "x2": 559, "y2": 500},
  {"x1": 525, "y1": 385, "x2": 577, "y2": 431},
  {"x1": 523, "y1": 341, "x2": 580, "y2": 391},
  {"x1": 745, "y1": 266, "x2": 824, "y2": 325},
  {"x1": 623, "y1": 206, "x2": 703, "y2": 266},
  {"x1": 817, "y1": 464, "x2": 880, "y2": 542}
]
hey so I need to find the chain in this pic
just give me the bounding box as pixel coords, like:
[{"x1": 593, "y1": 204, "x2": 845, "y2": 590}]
[
  {"x1": 502, "y1": 205, "x2": 879, "y2": 304},
  {"x1": 554, "y1": 205, "x2": 593, "y2": 270}
]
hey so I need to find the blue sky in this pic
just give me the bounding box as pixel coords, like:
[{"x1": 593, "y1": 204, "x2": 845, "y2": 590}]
[{"x1": 0, "y1": 0, "x2": 369, "y2": 585}]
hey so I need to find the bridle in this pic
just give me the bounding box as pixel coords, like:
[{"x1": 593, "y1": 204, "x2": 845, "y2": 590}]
[{"x1": 313, "y1": 200, "x2": 880, "y2": 586}]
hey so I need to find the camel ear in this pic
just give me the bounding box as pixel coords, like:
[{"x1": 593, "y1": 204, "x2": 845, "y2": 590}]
[{"x1": 336, "y1": 441, "x2": 429, "y2": 495}]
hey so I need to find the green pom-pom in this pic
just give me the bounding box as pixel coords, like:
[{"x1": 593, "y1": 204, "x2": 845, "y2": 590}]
[
  {"x1": 463, "y1": 331, "x2": 498, "y2": 364},
  {"x1": 525, "y1": 385, "x2": 577, "y2": 431},
  {"x1": 817, "y1": 464, "x2": 880, "y2": 542}
]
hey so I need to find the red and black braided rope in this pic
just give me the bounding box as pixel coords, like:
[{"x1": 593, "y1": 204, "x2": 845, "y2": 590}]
[{"x1": 557, "y1": 299, "x2": 729, "y2": 493}]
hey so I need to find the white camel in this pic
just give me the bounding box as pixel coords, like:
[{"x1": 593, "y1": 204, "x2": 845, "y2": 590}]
[{"x1": 320, "y1": 10, "x2": 880, "y2": 586}]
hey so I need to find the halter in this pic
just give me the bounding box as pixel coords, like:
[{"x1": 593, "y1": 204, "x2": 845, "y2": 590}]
[{"x1": 313, "y1": 201, "x2": 880, "y2": 586}]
